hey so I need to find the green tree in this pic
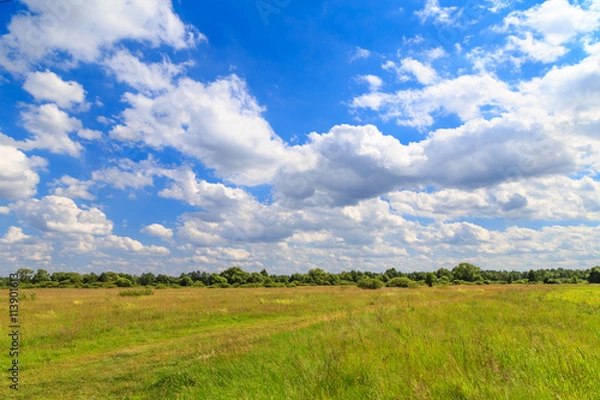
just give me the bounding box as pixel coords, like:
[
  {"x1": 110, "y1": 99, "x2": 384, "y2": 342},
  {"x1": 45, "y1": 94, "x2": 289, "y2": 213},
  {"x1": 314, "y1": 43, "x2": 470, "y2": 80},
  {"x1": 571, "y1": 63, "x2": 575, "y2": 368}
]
[
  {"x1": 220, "y1": 267, "x2": 250, "y2": 285},
  {"x1": 82, "y1": 273, "x2": 98, "y2": 284},
  {"x1": 16, "y1": 268, "x2": 34, "y2": 283},
  {"x1": 452, "y1": 263, "x2": 482, "y2": 282},
  {"x1": 138, "y1": 272, "x2": 156, "y2": 286},
  {"x1": 436, "y1": 268, "x2": 452, "y2": 280},
  {"x1": 588, "y1": 267, "x2": 600, "y2": 283},
  {"x1": 179, "y1": 276, "x2": 193, "y2": 287},
  {"x1": 425, "y1": 273, "x2": 438, "y2": 287},
  {"x1": 208, "y1": 273, "x2": 228, "y2": 286},
  {"x1": 31, "y1": 269, "x2": 51, "y2": 284}
]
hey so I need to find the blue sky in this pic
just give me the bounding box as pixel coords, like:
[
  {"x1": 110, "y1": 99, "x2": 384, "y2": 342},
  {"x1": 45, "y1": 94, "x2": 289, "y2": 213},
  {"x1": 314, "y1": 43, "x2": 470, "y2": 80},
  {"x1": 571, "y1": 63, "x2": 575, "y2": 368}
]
[{"x1": 0, "y1": 0, "x2": 599, "y2": 276}]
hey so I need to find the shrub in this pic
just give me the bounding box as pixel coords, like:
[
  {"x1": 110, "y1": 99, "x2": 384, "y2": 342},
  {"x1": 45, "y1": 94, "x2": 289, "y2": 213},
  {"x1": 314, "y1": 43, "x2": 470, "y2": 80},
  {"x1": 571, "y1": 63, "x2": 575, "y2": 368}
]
[
  {"x1": 387, "y1": 277, "x2": 418, "y2": 288},
  {"x1": 119, "y1": 287, "x2": 154, "y2": 297},
  {"x1": 115, "y1": 278, "x2": 133, "y2": 287},
  {"x1": 155, "y1": 284, "x2": 168, "y2": 290},
  {"x1": 357, "y1": 278, "x2": 384, "y2": 290}
]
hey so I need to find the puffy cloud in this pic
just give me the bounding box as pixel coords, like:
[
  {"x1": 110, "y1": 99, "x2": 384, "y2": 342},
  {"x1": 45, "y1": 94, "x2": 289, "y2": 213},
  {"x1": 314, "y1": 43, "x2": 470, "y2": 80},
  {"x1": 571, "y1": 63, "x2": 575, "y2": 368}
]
[
  {"x1": 49, "y1": 176, "x2": 96, "y2": 201},
  {"x1": 490, "y1": 0, "x2": 600, "y2": 64},
  {"x1": 349, "y1": 47, "x2": 371, "y2": 62},
  {"x1": 415, "y1": 0, "x2": 459, "y2": 25},
  {"x1": 19, "y1": 104, "x2": 83, "y2": 157},
  {"x1": 77, "y1": 129, "x2": 102, "y2": 140},
  {"x1": 110, "y1": 75, "x2": 292, "y2": 185},
  {"x1": 383, "y1": 58, "x2": 438, "y2": 85},
  {"x1": 0, "y1": 226, "x2": 30, "y2": 244},
  {"x1": 0, "y1": 0, "x2": 203, "y2": 73},
  {"x1": 141, "y1": 223, "x2": 173, "y2": 239},
  {"x1": 11, "y1": 196, "x2": 113, "y2": 235},
  {"x1": 389, "y1": 175, "x2": 600, "y2": 222},
  {"x1": 356, "y1": 75, "x2": 383, "y2": 91},
  {"x1": 23, "y1": 70, "x2": 86, "y2": 108},
  {"x1": 0, "y1": 144, "x2": 45, "y2": 200},
  {"x1": 352, "y1": 73, "x2": 521, "y2": 129},
  {"x1": 0, "y1": 206, "x2": 10, "y2": 215},
  {"x1": 91, "y1": 158, "x2": 162, "y2": 190},
  {"x1": 104, "y1": 50, "x2": 189, "y2": 93}
]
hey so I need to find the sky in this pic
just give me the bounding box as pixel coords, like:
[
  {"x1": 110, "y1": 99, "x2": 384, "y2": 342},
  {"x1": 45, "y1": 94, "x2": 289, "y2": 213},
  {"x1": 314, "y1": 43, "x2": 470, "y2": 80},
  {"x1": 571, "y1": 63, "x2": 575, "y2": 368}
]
[{"x1": 0, "y1": 0, "x2": 599, "y2": 276}]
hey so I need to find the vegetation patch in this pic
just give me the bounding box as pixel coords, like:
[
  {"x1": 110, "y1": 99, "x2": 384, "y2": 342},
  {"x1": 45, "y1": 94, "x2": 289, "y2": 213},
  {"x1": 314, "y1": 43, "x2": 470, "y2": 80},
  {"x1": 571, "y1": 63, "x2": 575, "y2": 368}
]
[{"x1": 118, "y1": 287, "x2": 154, "y2": 297}]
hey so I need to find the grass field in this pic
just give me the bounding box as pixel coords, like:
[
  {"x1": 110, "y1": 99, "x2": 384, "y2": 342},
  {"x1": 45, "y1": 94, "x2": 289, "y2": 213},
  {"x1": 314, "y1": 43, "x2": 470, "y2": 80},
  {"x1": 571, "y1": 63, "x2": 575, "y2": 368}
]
[{"x1": 2, "y1": 285, "x2": 600, "y2": 399}]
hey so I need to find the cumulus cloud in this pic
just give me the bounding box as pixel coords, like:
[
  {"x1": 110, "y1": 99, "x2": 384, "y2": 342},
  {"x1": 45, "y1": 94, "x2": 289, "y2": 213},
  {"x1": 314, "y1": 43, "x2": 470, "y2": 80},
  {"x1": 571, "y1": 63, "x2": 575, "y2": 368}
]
[
  {"x1": 356, "y1": 75, "x2": 383, "y2": 91},
  {"x1": 487, "y1": 0, "x2": 600, "y2": 64},
  {"x1": 110, "y1": 75, "x2": 293, "y2": 185},
  {"x1": 12, "y1": 196, "x2": 113, "y2": 235},
  {"x1": 23, "y1": 70, "x2": 86, "y2": 108},
  {"x1": 19, "y1": 104, "x2": 83, "y2": 157},
  {"x1": 0, "y1": 226, "x2": 30, "y2": 244},
  {"x1": 415, "y1": 0, "x2": 459, "y2": 25},
  {"x1": 104, "y1": 50, "x2": 189, "y2": 93},
  {"x1": 0, "y1": 0, "x2": 203, "y2": 73},
  {"x1": 0, "y1": 144, "x2": 45, "y2": 200},
  {"x1": 350, "y1": 47, "x2": 371, "y2": 62},
  {"x1": 49, "y1": 176, "x2": 96, "y2": 201},
  {"x1": 141, "y1": 223, "x2": 173, "y2": 239},
  {"x1": 77, "y1": 129, "x2": 103, "y2": 141}
]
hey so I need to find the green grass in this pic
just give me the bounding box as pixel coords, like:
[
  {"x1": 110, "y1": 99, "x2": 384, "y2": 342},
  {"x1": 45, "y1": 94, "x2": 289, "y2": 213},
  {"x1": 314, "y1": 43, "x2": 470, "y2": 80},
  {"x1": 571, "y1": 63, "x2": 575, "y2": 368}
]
[{"x1": 2, "y1": 285, "x2": 599, "y2": 399}]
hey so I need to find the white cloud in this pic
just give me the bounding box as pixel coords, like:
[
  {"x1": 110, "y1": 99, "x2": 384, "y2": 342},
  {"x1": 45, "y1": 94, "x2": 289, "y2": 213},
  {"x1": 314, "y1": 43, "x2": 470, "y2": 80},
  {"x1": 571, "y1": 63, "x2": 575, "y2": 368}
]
[
  {"x1": 141, "y1": 223, "x2": 173, "y2": 239},
  {"x1": 0, "y1": 144, "x2": 44, "y2": 200},
  {"x1": 496, "y1": 0, "x2": 600, "y2": 64},
  {"x1": 23, "y1": 70, "x2": 86, "y2": 108},
  {"x1": 104, "y1": 50, "x2": 189, "y2": 93},
  {"x1": 77, "y1": 129, "x2": 103, "y2": 141},
  {"x1": 19, "y1": 104, "x2": 83, "y2": 157},
  {"x1": 389, "y1": 175, "x2": 600, "y2": 222},
  {"x1": 415, "y1": 0, "x2": 459, "y2": 25},
  {"x1": 0, "y1": 206, "x2": 10, "y2": 215},
  {"x1": 50, "y1": 176, "x2": 96, "y2": 201},
  {"x1": 0, "y1": 0, "x2": 203, "y2": 73},
  {"x1": 0, "y1": 227, "x2": 30, "y2": 244},
  {"x1": 110, "y1": 75, "x2": 293, "y2": 185},
  {"x1": 383, "y1": 58, "x2": 438, "y2": 85},
  {"x1": 12, "y1": 196, "x2": 113, "y2": 235},
  {"x1": 92, "y1": 158, "x2": 160, "y2": 190},
  {"x1": 356, "y1": 75, "x2": 383, "y2": 91},
  {"x1": 350, "y1": 47, "x2": 371, "y2": 62}
]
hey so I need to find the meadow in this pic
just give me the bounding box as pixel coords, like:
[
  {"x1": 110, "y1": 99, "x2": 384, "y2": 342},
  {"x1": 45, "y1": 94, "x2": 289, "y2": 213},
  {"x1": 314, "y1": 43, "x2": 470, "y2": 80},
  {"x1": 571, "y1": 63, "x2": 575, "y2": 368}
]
[{"x1": 2, "y1": 284, "x2": 599, "y2": 399}]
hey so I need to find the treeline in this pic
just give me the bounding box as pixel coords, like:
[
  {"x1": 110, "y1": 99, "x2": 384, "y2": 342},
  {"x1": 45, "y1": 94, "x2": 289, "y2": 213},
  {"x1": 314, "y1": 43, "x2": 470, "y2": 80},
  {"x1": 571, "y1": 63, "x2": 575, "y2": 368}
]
[{"x1": 2, "y1": 263, "x2": 600, "y2": 289}]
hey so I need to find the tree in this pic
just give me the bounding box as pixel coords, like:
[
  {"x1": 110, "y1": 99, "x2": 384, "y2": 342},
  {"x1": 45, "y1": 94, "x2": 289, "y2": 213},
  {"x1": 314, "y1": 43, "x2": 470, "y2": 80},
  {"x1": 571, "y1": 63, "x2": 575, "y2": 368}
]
[
  {"x1": 31, "y1": 269, "x2": 51, "y2": 284},
  {"x1": 436, "y1": 268, "x2": 452, "y2": 280},
  {"x1": 179, "y1": 276, "x2": 193, "y2": 287},
  {"x1": 138, "y1": 272, "x2": 156, "y2": 286},
  {"x1": 588, "y1": 267, "x2": 600, "y2": 283},
  {"x1": 220, "y1": 267, "x2": 250, "y2": 285},
  {"x1": 82, "y1": 273, "x2": 98, "y2": 284},
  {"x1": 208, "y1": 273, "x2": 227, "y2": 286},
  {"x1": 16, "y1": 268, "x2": 34, "y2": 283},
  {"x1": 451, "y1": 263, "x2": 482, "y2": 282},
  {"x1": 425, "y1": 273, "x2": 438, "y2": 287}
]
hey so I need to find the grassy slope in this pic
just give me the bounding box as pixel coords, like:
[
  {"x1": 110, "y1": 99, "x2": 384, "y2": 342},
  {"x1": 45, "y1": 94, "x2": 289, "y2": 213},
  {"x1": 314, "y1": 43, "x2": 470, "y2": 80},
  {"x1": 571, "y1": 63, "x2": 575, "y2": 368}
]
[{"x1": 1, "y1": 285, "x2": 599, "y2": 399}]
